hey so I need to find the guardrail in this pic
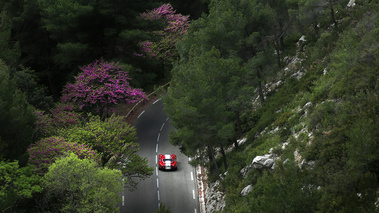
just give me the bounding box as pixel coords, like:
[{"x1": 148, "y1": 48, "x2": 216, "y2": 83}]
[{"x1": 124, "y1": 82, "x2": 170, "y2": 120}]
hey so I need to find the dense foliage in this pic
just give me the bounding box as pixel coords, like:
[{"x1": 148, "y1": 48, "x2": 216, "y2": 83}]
[
  {"x1": 27, "y1": 137, "x2": 100, "y2": 176},
  {"x1": 58, "y1": 114, "x2": 153, "y2": 190},
  {"x1": 34, "y1": 103, "x2": 82, "y2": 139},
  {"x1": 164, "y1": 0, "x2": 379, "y2": 212},
  {"x1": 0, "y1": 161, "x2": 42, "y2": 212},
  {"x1": 42, "y1": 153, "x2": 122, "y2": 212},
  {"x1": 0, "y1": 60, "x2": 35, "y2": 166},
  {"x1": 137, "y1": 3, "x2": 190, "y2": 62},
  {"x1": 61, "y1": 60, "x2": 147, "y2": 119},
  {"x1": 0, "y1": 0, "x2": 378, "y2": 212}
]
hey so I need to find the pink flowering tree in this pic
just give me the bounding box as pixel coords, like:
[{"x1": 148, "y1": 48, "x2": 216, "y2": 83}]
[
  {"x1": 137, "y1": 3, "x2": 190, "y2": 62},
  {"x1": 61, "y1": 60, "x2": 147, "y2": 119},
  {"x1": 27, "y1": 136, "x2": 101, "y2": 175},
  {"x1": 34, "y1": 103, "x2": 82, "y2": 139}
]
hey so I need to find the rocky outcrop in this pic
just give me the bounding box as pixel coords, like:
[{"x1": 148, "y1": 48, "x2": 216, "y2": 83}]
[
  {"x1": 241, "y1": 185, "x2": 253, "y2": 197},
  {"x1": 240, "y1": 153, "x2": 277, "y2": 178},
  {"x1": 240, "y1": 163, "x2": 254, "y2": 178},
  {"x1": 205, "y1": 180, "x2": 225, "y2": 213},
  {"x1": 252, "y1": 154, "x2": 275, "y2": 170},
  {"x1": 347, "y1": 0, "x2": 356, "y2": 7}
]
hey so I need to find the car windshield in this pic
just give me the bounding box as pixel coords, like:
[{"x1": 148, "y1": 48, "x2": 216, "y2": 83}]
[{"x1": 163, "y1": 159, "x2": 173, "y2": 162}]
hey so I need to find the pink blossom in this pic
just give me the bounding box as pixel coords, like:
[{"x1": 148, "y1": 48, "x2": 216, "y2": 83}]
[
  {"x1": 61, "y1": 60, "x2": 147, "y2": 116},
  {"x1": 136, "y1": 3, "x2": 190, "y2": 61}
]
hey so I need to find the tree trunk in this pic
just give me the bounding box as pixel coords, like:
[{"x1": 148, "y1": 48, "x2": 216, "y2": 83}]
[
  {"x1": 233, "y1": 138, "x2": 239, "y2": 149},
  {"x1": 234, "y1": 111, "x2": 242, "y2": 149},
  {"x1": 220, "y1": 143, "x2": 228, "y2": 171},
  {"x1": 329, "y1": 0, "x2": 339, "y2": 37},
  {"x1": 273, "y1": 24, "x2": 282, "y2": 69},
  {"x1": 279, "y1": 21, "x2": 285, "y2": 51},
  {"x1": 47, "y1": 70, "x2": 58, "y2": 100},
  {"x1": 257, "y1": 68, "x2": 265, "y2": 104},
  {"x1": 274, "y1": 41, "x2": 282, "y2": 69},
  {"x1": 208, "y1": 145, "x2": 220, "y2": 179},
  {"x1": 314, "y1": 21, "x2": 319, "y2": 37}
]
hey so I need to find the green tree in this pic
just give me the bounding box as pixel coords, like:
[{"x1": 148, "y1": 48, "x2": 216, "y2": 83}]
[
  {"x1": 27, "y1": 136, "x2": 101, "y2": 176},
  {"x1": 33, "y1": 103, "x2": 83, "y2": 140},
  {"x1": 177, "y1": 0, "x2": 245, "y2": 59},
  {"x1": 298, "y1": 0, "x2": 346, "y2": 38},
  {"x1": 58, "y1": 114, "x2": 153, "y2": 191},
  {"x1": 1, "y1": 0, "x2": 56, "y2": 96},
  {"x1": 0, "y1": 60, "x2": 35, "y2": 165},
  {"x1": 0, "y1": 161, "x2": 42, "y2": 212},
  {"x1": 2, "y1": 0, "x2": 162, "y2": 97},
  {"x1": 178, "y1": 0, "x2": 277, "y2": 105},
  {"x1": 13, "y1": 67, "x2": 54, "y2": 111},
  {"x1": 0, "y1": 10, "x2": 20, "y2": 69},
  {"x1": 247, "y1": 161, "x2": 320, "y2": 212},
  {"x1": 42, "y1": 153, "x2": 122, "y2": 213},
  {"x1": 164, "y1": 48, "x2": 248, "y2": 177}
]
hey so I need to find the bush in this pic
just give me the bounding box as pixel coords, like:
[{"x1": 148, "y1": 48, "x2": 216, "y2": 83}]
[
  {"x1": 27, "y1": 137, "x2": 100, "y2": 175},
  {"x1": 33, "y1": 103, "x2": 82, "y2": 140}
]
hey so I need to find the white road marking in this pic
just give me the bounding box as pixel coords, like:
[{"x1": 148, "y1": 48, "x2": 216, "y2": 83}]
[
  {"x1": 157, "y1": 190, "x2": 160, "y2": 201},
  {"x1": 153, "y1": 98, "x2": 161, "y2": 104},
  {"x1": 156, "y1": 167, "x2": 158, "y2": 176},
  {"x1": 195, "y1": 209, "x2": 197, "y2": 213},
  {"x1": 160, "y1": 123, "x2": 165, "y2": 131},
  {"x1": 157, "y1": 133, "x2": 160, "y2": 141},
  {"x1": 156, "y1": 144, "x2": 158, "y2": 153},
  {"x1": 157, "y1": 178, "x2": 159, "y2": 188},
  {"x1": 191, "y1": 172, "x2": 194, "y2": 181},
  {"x1": 137, "y1": 110, "x2": 145, "y2": 118},
  {"x1": 156, "y1": 155, "x2": 158, "y2": 164},
  {"x1": 122, "y1": 196, "x2": 124, "y2": 206},
  {"x1": 193, "y1": 190, "x2": 195, "y2": 199},
  {"x1": 166, "y1": 117, "x2": 169, "y2": 121}
]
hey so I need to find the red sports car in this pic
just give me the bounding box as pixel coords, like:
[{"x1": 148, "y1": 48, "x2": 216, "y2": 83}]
[{"x1": 158, "y1": 154, "x2": 177, "y2": 170}]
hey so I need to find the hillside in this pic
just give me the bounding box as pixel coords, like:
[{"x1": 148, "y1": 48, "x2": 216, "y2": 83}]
[{"x1": 163, "y1": 0, "x2": 379, "y2": 212}]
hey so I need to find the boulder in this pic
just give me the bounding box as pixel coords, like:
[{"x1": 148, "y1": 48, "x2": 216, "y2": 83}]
[
  {"x1": 241, "y1": 185, "x2": 253, "y2": 197},
  {"x1": 347, "y1": 0, "x2": 355, "y2": 7},
  {"x1": 252, "y1": 154, "x2": 275, "y2": 169}
]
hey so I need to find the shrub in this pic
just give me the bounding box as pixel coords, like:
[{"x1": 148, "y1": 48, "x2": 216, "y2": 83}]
[{"x1": 27, "y1": 137, "x2": 100, "y2": 175}]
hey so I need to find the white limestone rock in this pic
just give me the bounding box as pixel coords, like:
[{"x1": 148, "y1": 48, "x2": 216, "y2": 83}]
[
  {"x1": 241, "y1": 185, "x2": 253, "y2": 197},
  {"x1": 252, "y1": 154, "x2": 275, "y2": 169},
  {"x1": 347, "y1": 0, "x2": 356, "y2": 7},
  {"x1": 205, "y1": 180, "x2": 225, "y2": 213}
]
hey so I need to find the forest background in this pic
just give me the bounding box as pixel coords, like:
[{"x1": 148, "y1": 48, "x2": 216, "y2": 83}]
[{"x1": 0, "y1": 0, "x2": 378, "y2": 212}]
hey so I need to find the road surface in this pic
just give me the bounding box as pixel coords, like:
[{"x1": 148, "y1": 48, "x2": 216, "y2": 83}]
[{"x1": 121, "y1": 99, "x2": 200, "y2": 213}]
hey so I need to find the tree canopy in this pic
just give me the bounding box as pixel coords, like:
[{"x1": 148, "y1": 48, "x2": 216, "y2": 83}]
[
  {"x1": 61, "y1": 60, "x2": 147, "y2": 119},
  {"x1": 0, "y1": 161, "x2": 42, "y2": 212},
  {"x1": 0, "y1": 60, "x2": 35, "y2": 165},
  {"x1": 137, "y1": 3, "x2": 190, "y2": 62},
  {"x1": 0, "y1": 0, "x2": 378, "y2": 211},
  {"x1": 42, "y1": 153, "x2": 123, "y2": 213}
]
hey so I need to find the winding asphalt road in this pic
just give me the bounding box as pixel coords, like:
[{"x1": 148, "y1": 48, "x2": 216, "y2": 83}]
[{"x1": 120, "y1": 99, "x2": 200, "y2": 213}]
